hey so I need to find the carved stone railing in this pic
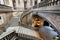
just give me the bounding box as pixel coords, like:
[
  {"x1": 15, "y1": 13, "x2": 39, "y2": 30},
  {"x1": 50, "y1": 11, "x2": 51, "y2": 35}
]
[
  {"x1": 0, "y1": 4, "x2": 12, "y2": 13},
  {"x1": 0, "y1": 31, "x2": 15, "y2": 40},
  {"x1": 33, "y1": 0, "x2": 60, "y2": 8},
  {"x1": 0, "y1": 4, "x2": 12, "y2": 9}
]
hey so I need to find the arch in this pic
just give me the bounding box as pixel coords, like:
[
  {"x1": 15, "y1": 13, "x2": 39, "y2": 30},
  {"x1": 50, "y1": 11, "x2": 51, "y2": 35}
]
[{"x1": 21, "y1": 13, "x2": 60, "y2": 33}]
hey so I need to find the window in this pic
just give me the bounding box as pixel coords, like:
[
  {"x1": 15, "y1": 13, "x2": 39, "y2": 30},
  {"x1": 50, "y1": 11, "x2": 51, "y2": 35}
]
[
  {"x1": 24, "y1": 1, "x2": 27, "y2": 9},
  {"x1": 12, "y1": 0, "x2": 16, "y2": 9},
  {"x1": 41, "y1": 0, "x2": 43, "y2": 1},
  {"x1": 34, "y1": 0, "x2": 37, "y2": 5},
  {"x1": 4, "y1": 0, "x2": 9, "y2": 5},
  {"x1": 44, "y1": 21, "x2": 49, "y2": 26},
  {"x1": 0, "y1": 16, "x2": 1, "y2": 19},
  {"x1": 30, "y1": 0, "x2": 32, "y2": 6},
  {"x1": 18, "y1": 0, "x2": 20, "y2": 5}
]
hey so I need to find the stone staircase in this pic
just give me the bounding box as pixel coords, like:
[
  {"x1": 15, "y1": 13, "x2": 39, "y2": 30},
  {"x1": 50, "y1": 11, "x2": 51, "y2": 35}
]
[{"x1": 0, "y1": 26, "x2": 41, "y2": 40}]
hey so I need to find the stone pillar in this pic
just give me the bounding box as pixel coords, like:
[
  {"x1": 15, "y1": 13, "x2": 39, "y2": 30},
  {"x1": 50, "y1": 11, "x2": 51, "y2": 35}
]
[
  {"x1": 9, "y1": 0, "x2": 13, "y2": 7},
  {"x1": 0, "y1": 0, "x2": 4, "y2": 4},
  {"x1": 37, "y1": 0, "x2": 41, "y2": 3},
  {"x1": 32, "y1": 0, "x2": 35, "y2": 6},
  {"x1": 15, "y1": 0, "x2": 18, "y2": 8}
]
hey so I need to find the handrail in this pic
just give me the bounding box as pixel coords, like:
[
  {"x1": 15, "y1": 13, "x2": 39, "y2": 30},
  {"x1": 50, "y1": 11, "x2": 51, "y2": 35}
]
[
  {"x1": 0, "y1": 30, "x2": 15, "y2": 40},
  {"x1": 33, "y1": 0, "x2": 60, "y2": 8},
  {"x1": 0, "y1": 4, "x2": 12, "y2": 8}
]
